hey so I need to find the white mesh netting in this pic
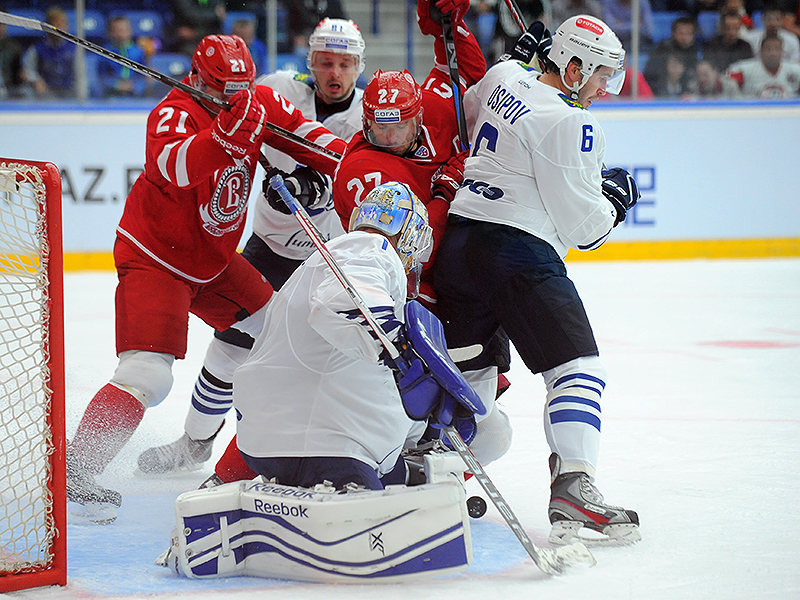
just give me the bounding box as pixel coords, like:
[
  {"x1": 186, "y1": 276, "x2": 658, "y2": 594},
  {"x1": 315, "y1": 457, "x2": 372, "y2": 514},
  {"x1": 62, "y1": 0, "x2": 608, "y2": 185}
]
[{"x1": 0, "y1": 161, "x2": 57, "y2": 575}]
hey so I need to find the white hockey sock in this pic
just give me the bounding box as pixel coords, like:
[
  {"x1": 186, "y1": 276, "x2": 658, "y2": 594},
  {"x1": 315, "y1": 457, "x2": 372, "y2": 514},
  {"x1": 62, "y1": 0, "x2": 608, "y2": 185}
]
[
  {"x1": 542, "y1": 356, "x2": 606, "y2": 478},
  {"x1": 184, "y1": 338, "x2": 250, "y2": 441}
]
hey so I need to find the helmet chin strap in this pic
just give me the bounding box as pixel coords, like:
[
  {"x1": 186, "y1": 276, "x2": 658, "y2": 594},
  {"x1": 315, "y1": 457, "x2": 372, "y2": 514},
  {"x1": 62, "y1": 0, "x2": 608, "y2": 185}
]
[{"x1": 560, "y1": 71, "x2": 583, "y2": 101}]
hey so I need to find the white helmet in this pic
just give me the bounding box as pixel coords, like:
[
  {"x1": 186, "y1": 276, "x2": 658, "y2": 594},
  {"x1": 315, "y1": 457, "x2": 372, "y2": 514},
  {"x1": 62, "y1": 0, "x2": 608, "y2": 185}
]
[
  {"x1": 306, "y1": 18, "x2": 366, "y2": 74},
  {"x1": 549, "y1": 15, "x2": 625, "y2": 97}
]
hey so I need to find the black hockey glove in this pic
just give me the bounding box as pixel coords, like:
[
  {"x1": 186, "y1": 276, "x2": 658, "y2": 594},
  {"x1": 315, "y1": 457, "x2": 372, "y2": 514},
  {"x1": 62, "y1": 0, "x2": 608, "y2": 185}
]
[
  {"x1": 263, "y1": 166, "x2": 328, "y2": 215},
  {"x1": 498, "y1": 21, "x2": 552, "y2": 68},
  {"x1": 602, "y1": 167, "x2": 640, "y2": 226}
]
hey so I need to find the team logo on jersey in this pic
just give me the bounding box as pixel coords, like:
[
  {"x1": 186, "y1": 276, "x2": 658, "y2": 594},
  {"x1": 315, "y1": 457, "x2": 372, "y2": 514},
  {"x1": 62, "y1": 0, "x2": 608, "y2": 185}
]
[
  {"x1": 199, "y1": 164, "x2": 250, "y2": 236},
  {"x1": 413, "y1": 145, "x2": 430, "y2": 159}
]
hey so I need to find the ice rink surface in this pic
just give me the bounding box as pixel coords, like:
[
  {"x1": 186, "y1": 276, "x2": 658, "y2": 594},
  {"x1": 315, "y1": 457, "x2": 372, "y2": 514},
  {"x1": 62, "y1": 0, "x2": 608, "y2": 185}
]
[{"x1": 7, "y1": 257, "x2": 800, "y2": 600}]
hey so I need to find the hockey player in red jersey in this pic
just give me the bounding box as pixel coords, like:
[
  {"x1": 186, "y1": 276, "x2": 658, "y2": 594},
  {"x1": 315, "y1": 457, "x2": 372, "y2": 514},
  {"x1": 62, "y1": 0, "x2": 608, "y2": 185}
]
[
  {"x1": 332, "y1": 0, "x2": 486, "y2": 306},
  {"x1": 64, "y1": 34, "x2": 346, "y2": 522}
]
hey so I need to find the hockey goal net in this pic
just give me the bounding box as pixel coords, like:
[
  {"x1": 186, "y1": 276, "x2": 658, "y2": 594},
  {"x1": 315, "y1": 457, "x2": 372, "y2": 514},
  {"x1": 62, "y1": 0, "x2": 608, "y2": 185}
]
[{"x1": 0, "y1": 157, "x2": 66, "y2": 592}]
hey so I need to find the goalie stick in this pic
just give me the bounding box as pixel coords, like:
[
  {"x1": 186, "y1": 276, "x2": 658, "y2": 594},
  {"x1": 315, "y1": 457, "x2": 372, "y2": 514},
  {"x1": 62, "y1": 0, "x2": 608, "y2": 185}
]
[
  {"x1": 268, "y1": 174, "x2": 596, "y2": 576},
  {"x1": 0, "y1": 10, "x2": 342, "y2": 162}
]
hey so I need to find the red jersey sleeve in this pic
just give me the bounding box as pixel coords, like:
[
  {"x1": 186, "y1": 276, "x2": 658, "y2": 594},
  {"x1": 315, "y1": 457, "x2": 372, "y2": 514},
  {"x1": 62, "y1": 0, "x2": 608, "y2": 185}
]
[
  {"x1": 254, "y1": 85, "x2": 347, "y2": 176},
  {"x1": 145, "y1": 92, "x2": 239, "y2": 189},
  {"x1": 429, "y1": 17, "x2": 487, "y2": 88}
]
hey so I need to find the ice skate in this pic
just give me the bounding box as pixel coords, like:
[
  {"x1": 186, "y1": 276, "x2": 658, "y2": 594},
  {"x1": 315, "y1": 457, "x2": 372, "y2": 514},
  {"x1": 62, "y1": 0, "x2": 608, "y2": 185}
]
[
  {"x1": 136, "y1": 425, "x2": 222, "y2": 475},
  {"x1": 66, "y1": 448, "x2": 121, "y2": 524},
  {"x1": 547, "y1": 453, "x2": 641, "y2": 546}
]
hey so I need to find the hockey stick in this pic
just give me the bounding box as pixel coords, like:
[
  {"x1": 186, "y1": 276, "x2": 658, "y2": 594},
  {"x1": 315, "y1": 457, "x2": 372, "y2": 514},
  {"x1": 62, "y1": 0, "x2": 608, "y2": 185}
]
[
  {"x1": 268, "y1": 174, "x2": 596, "y2": 576},
  {"x1": 502, "y1": 0, "x2": 527, "y2": 33},
  {"x1": 439, "y1": 14, "x2": 470, "y2": 152},
  {"x1": 0, "y1": 10, "x2": 342, "y2": 162}
]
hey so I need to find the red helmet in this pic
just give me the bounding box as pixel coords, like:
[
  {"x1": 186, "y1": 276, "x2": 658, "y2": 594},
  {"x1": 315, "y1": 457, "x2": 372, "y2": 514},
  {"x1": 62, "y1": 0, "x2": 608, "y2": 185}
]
[
  {"x1": 362, "y1": 70, "x2": 423, "y2": 151},
  {"x1": 191, "y1": 35, "x2": 255, "y2": 111}
]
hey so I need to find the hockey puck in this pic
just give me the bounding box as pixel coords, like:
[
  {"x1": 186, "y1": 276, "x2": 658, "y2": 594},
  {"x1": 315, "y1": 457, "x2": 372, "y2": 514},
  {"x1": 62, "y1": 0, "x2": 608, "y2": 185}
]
[{"x1": 467, "y1": 495, "x2": 487, "y2": 518}]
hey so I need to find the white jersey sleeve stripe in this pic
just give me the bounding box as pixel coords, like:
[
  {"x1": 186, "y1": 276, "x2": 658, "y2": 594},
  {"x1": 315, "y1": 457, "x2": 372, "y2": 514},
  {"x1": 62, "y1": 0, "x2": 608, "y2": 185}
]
[
  {"x1": 156, "y1": 141, "x2": 180, "y2": 183},
  {"x1": 174, "y1": 135, "x2": 195, "y2": 188}
]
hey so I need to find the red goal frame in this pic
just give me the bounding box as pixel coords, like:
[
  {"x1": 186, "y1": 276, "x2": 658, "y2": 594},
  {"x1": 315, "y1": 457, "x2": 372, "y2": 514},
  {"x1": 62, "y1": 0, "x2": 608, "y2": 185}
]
[{"x1": 0, "y1": 157, "x2": 67, "y2": 592}]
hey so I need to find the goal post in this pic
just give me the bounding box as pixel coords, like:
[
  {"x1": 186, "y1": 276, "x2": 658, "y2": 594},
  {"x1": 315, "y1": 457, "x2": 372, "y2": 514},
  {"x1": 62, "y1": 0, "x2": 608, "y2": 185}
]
[{"x1": 0, "y1": 157, "x2": 67, "y2": 591}]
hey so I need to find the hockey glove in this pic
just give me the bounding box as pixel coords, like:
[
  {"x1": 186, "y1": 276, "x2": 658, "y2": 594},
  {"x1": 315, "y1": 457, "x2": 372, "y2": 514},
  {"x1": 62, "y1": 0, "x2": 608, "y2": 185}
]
[
  {"x1": 418, "y1": 0, "x2": 469, "y2": 35},
  {"x1": 431, "y1": 150, "x2": 467, "y2": 204},
  {"x1": 263, "y1": 166, "x2": 329, "y2": 215},
  {"x1": 601, "y1": 167, "x2": 640, "y2": 226},
  {"x1": 499, "y1": 21, "x2": 552, "y2": 69},
  {"x1": 434, "y1": 394, "x2": 478, "y2": 446},
  {"x1": 212, "y1": 89, "x2": 266, "y2": 160}
]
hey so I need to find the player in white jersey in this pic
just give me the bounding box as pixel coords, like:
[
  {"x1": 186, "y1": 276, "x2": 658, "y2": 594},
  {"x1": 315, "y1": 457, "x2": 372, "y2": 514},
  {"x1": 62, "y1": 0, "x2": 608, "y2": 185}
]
[
  {"x1": 724, "y1": 33, "x2": 800, "y2": 98},
  {"x1": 137, "y1": 18, "x2": 367, "y2": 475},
  {"x1": 434, "y1": 16, "x2": 642, "y2": 545}
]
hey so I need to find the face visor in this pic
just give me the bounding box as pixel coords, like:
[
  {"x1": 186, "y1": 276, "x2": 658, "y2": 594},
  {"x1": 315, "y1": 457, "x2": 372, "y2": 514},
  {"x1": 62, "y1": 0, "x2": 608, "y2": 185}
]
[{"x1": 364, "y1": 109, "x2": 422, "y2": 151}]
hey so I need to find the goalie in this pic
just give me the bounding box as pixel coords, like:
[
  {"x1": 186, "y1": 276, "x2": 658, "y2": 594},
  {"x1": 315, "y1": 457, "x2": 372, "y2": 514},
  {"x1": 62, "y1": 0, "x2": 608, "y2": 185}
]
[
  {"x1": 234, "y1": 181, "x2": 484, "y2": 490},
  {"x1": 158, "y1": 182, "x2": 484, "y2": 582}
]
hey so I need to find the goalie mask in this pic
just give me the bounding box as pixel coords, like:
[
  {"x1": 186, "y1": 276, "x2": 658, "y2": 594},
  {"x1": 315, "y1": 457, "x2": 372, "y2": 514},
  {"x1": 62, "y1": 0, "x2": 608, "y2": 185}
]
[
  {"x1": 349, "y1": 182, "x2": 432, "y2": 298},
  {"x1": 362, "y1": 70, "x2": 423, "y2": 155},
  {"x1": 190, "y1": 34, "x2": 256, "y2": 114},
  {"x1": 549, "y1": 15, "x2": 625, "y2": 99}
]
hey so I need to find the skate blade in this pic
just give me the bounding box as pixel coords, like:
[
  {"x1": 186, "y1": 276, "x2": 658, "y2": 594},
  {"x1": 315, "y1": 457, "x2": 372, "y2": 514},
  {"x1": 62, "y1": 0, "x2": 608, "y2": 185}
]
[
  {"x1": 549, "y1": 520, "x2": 641, "y2": 547},
  {"x1": 68, "y1": 501, "x2": 118, "y2": 525}
]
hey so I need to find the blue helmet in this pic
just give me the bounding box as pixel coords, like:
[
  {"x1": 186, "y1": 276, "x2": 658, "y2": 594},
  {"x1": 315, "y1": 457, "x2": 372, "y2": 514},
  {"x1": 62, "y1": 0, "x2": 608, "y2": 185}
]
[{"x1": 349, "y1": 181, "x2": 432, "y2": 281}]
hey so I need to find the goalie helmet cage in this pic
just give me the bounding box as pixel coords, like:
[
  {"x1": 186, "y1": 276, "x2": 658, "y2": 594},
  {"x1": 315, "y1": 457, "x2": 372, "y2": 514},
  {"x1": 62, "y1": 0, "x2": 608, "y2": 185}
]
[{"x1": 0, "y1": 157, "x2": 67, "y2": 592}]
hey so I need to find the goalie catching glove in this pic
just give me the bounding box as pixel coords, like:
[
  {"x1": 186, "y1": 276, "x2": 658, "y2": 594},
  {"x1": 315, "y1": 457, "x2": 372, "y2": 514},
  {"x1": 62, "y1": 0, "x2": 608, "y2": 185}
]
[
  {"x1": 264, "y1": 166, "x2": 329, "y2": 215},
  {"x1": 601, "y1": 167, "x2": 640, "y2": 225},
  {"x1": 212, "y1": 89, "x2": 266, "y2": 159},
  {"x1": 393, "y1": 300, "x2": 486, "y2": 444}
]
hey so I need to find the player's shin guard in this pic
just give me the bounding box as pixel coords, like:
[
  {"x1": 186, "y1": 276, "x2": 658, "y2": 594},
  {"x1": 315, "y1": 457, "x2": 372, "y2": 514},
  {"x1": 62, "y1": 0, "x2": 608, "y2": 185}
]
[
  {"x1": 542, "y1": 356, "x2": 606, "y2": 478},
  {"x1": 163, "y1": 480, "x2": 472, "y2": 582},
  {"x1": 69, "y1": 383, "x2": 147, "y2": 474}
]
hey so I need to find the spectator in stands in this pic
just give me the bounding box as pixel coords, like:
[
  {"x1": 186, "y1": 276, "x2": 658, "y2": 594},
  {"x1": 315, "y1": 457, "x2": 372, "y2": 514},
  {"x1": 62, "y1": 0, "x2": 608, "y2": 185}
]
[
  {"x1": 741, "y1": 2, "x2": 800, "y2": 63},
  {"x1": 0, "y1": 13, "x2": 24, "y2": 99},
  {"x1": 721, "y1": 0, "x2": 756, "y2": 30},
  {"x1": 703, "y1": 10, "x2": 754, "y2": 71},
  {"x1": 288, "y1": 0, "x2": 348, "y2": 57},
  {"x1": 20, "y1": 6, "x2": 75, "y2": 98},
  {"x1": 723, "y1": 32, "x2": 800, "y2": 96},
  {"x1": 231, "y1": 18, "x2": 267, "y2": 76},
  {"x1": 692, "y1": 58, "x2": 724, "y2": 97},
  {"x1": 780, "y1": 0, "x2": 800, "y2": 39},
  {"x1": 167, "y1": 0, "x2": 226, "y2": 56},
  {"x1": 99, "y1": 16, "x2": 148, "y2": 98},
  {"x1": 550, "y1": 0, "x2": 603, "y2": 29},
  {"x1": 643, "y1": 15, "x2": 700, "y2": 96},
  {"x1": 601, "y1": 0, "x2": 655, "y2": 48}
]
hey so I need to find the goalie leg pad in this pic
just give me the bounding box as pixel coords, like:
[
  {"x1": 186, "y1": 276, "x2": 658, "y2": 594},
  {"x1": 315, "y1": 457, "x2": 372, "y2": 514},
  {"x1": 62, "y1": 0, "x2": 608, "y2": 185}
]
[{"x1": 167, "y1": 480, "x2": 472, "y2": 582}]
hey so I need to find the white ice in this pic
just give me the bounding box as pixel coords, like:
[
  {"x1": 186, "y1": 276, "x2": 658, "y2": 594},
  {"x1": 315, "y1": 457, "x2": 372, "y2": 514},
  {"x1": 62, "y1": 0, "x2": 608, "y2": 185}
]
[{"x1": 8, "y1": 257, "x2": 800, "y2": 600}]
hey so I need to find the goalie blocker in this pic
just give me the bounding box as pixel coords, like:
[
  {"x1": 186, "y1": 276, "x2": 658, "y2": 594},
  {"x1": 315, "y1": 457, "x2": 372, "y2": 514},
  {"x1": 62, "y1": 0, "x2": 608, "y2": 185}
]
[{"x1": 160, "y1": 477, "x2": 472, "y2": 582}]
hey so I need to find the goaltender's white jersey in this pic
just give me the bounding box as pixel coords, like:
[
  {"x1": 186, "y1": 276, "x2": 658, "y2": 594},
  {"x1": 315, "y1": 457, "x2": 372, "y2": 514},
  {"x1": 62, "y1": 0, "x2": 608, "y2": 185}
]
[
  {"x1": 252, "y1": 71, "x2": 363, "y2": 260},
  {"x1": 233, "y1": 231, "x2": 413, "y2": 476},
  {"x1": 450, "y1": 60, "x2": 615, "y2": 257}
]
